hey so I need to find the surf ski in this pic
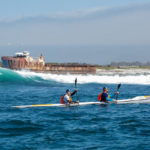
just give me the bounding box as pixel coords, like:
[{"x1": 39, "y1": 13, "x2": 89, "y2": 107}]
[{"x1": 12, "y1": 96, "x2": 150, "y2": 108}]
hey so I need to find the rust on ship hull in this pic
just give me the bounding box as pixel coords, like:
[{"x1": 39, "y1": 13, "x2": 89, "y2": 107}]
[{"x1": 1, "y1": 51, "x2": 96, "y2": 74}]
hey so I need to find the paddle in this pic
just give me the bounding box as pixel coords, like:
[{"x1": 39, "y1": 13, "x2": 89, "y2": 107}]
[
  {"x1": 116, "y1": 83, "x2": 121, "y2": 100},
  {"x1": 75, "y1": 78, "x2": 79, "y2": 101}
]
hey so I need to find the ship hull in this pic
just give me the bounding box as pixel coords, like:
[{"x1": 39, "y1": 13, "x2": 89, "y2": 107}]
[{"x1": 1, "y1": 56, "x2": 96, "y2": 74}]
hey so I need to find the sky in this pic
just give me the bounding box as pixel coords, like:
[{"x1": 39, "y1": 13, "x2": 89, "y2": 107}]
[{"x1": 0, "y1": 0, "x2": 150, "y2": 64}]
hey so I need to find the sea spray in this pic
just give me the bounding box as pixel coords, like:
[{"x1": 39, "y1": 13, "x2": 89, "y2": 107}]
[{"x1": 1, "y1": 67, "x2": 150, "y2": 85}]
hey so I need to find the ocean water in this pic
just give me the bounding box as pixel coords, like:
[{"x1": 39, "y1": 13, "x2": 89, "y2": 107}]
[{"x1": 0, "y1": 67, "x2": 150, "y2": 150}]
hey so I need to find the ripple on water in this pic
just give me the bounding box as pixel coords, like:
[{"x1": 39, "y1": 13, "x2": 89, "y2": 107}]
[{"x1": 1, "y1": 83, "x2": 150, "y2": 150}]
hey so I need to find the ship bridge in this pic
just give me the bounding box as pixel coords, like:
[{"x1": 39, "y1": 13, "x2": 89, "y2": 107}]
[{"x1": 15, "y1": 51, "x2": 30, "y2": 58}]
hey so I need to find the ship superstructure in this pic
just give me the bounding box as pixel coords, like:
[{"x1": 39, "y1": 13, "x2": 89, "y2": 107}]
[{"x1": 2, "y1": 51, "x2": 45, "y2": 70}]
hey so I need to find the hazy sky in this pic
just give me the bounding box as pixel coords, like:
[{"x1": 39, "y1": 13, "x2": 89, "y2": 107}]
[{"x1": 0, "y1": 0, "x2": 150, "y2": 64}]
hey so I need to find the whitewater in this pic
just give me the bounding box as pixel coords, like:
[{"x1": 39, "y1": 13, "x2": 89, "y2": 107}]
[{"x1": 0, "y1": 67, "x2": 150, "y2": 85}]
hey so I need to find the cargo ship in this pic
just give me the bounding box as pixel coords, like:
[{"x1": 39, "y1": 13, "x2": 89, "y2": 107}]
[{"x1": 1, "y1": 51, "x2": 96, "y2": 74}]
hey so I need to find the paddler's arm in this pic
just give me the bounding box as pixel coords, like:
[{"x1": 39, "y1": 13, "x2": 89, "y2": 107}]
[
  {"x1": 106, "y1": 97, "x2": 114, "y2": 102},
  {"x1": 71, "y1": 89, "x2": 77, "y2": 96},
  {"x1": 108, "y1": 92, "x2": 119, "y2": 102},
  {"x1": 107, "y1": 97, "x2": 117, "y2": 102},
  {"x1": 109, "y1": 92, "x2": 119, "y2": 99}
]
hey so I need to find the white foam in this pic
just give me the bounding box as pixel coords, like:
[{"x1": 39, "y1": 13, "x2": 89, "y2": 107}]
[{"x1": 15, "y1": 70, "x2": 150, "y2": 85}]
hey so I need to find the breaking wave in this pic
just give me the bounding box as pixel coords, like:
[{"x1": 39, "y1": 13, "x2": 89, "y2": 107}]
[{"x1": 0, "y1": 67, "x2": 150, "y2": 85}]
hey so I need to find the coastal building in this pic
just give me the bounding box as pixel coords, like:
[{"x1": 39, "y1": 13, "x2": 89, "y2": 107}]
[{"x1": 1, "y1": 51, "x2": 96, "y2": 74}]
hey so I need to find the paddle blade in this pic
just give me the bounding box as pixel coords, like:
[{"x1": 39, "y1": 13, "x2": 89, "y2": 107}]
[
  {"x1": 75, "y1": 78, "x2": 78, "y2": 100},
  {"x1": 116, "y1": 83, "x2": 121, "y2": 100},
  {"x1": 117, "y1": 83, "x2": 121, "y2": 91},
  {"x1": 75, "y1": 78, "x2": 77, "y2": 87}
]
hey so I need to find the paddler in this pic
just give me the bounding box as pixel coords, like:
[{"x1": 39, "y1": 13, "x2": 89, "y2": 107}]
[
  {"x1": 61, "y1": 89, "x2": 79, "y2": 104},
  {"x1": 98, "y1": 87, "x2": 119, "y2": 102}
]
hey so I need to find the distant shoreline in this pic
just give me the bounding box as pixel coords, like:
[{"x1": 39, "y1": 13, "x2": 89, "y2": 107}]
[
  {"x1": 1, "y1": 61, "x2": 150, "y2": 70},
  {"x1": 96, "y1": 66, "x2": 150, "y2": 70}
]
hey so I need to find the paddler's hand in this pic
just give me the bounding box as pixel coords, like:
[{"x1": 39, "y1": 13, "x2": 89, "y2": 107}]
[
  {"x1": 114, "y1": 100, "x2": 118, "y2": 103},
  {"x1": 115, "y1": 91, "x2": 119, "y2": 95}
]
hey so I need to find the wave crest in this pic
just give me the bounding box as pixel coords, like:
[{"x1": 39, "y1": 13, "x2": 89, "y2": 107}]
[{"x1": 0, "y1": 67, "x2": 150, "y2": 85}]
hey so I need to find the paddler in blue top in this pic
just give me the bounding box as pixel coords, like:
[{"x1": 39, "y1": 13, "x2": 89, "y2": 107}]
[
  {"x1": 61, "y1": 89, "x2": 79, "y2": 104},
  {"x1": 98, "y1": 87, "x2": 119, "y2": 102}
]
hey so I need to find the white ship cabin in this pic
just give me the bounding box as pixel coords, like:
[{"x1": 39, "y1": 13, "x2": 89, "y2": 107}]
[
  {"x1": 14, "y1": 51, "x2": 45, "y2": 65},
  {"x1": 15, "y1": 51, "x2": 30, "y2": 58}
]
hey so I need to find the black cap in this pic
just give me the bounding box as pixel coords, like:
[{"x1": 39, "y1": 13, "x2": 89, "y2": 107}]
[
  {"x1": 103, "y1": 87, "x2": 107, "y2": 90},
  {"x1": 66, "y1": 89, "x2": 71, "y2": 93}
]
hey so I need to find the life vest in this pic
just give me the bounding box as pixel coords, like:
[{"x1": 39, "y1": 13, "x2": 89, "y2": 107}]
[
  {"x1": 61, "y1": 95, "x2": 64, "y2": 104},
  {"x1": 98, "y1": 93, "x2": 102, "y2": 101},
  {"x1": 70, "y1": 97, "x2": 72, "y2": 102},
  {"x1": 60, "y1": 95, "x2": 73, "y2": 104},
  {"x1": 98, "y1": 92, "x2": 110, "y2": 101}
]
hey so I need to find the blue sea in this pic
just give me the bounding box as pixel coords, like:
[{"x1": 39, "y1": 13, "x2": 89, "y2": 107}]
[{"x1": 0, "y1": 67, "x2": 150, "y2": 150}]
